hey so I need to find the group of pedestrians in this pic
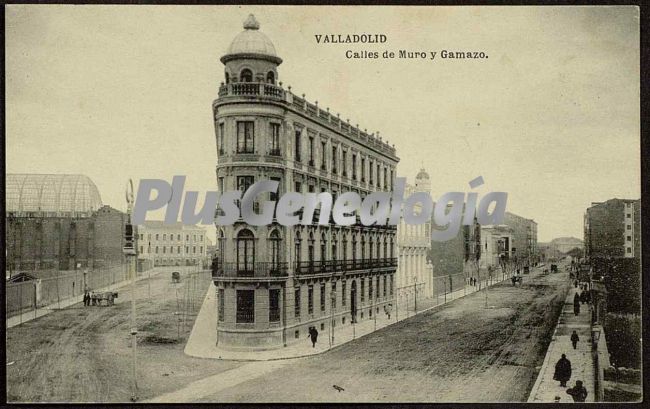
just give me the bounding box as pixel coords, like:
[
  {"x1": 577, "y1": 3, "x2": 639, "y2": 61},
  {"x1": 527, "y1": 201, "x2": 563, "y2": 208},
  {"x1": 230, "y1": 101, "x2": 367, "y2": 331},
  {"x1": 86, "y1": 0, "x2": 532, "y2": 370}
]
[
  {"x1": 553, "y1": 287, "x2": 589, "y2": 402},
  {"x1": 83, "y1": 290, "x2": 94, "y2": 306}
]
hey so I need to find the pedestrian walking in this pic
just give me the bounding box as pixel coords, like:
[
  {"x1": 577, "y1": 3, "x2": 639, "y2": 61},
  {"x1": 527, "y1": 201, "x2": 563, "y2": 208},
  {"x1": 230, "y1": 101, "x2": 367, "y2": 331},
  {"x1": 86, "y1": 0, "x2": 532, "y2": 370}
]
[
  {"x1": 574, "y1": 279, "x2": 578, "y2": 288},
  {"x1": 573, "y1": 293, "x2": 581, "y2": 316},
  {"x1": 307, "y1": 326, "x2": 319, "y2": 348},
  {"x1": 83, "y1": 291, "x2": 87, "y2": 306},
  {"x1": 566, "y1": 380, "x2": 588, "y2": 402},
  {"x1": 553, "y1": 354, "x2": 572, "y2": 387},
  {"x1": 571, "y1": 330, "x2": 580, "y2": 350},
  {"x1": 384, "y1": 303, "x2": 392, "y2": 319}
]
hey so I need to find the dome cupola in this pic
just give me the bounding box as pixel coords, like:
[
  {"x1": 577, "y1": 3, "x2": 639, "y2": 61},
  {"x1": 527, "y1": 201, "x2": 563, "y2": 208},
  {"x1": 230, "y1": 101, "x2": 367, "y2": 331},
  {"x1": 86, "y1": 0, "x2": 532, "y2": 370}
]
[{"x1": 221, "y1": 14, "x2": 282, "y2": 65}]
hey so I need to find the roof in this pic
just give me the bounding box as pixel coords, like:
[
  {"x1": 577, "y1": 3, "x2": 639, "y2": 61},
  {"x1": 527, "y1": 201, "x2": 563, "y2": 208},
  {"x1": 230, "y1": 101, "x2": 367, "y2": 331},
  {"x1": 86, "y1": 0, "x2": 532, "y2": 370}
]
[
  {"x1": 221, "y1": 14, "x2": 282, "y2": 65},
  {"x1": 140, "y1": 220, "x2": 206, "y2": 231},
  {"x1": 415, "y1": 168, "x2": 430, "y2": 180},
  {"x1": 6, "y1": 174, "x2": 103, "y2": 216}
]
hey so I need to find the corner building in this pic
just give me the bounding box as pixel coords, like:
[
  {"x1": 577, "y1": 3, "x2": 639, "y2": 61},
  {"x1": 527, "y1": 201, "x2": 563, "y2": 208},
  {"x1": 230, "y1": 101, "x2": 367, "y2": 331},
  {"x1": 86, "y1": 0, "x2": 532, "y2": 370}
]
[{"x1": 212, "y1": 15, "x2": 399, "y2": 350}]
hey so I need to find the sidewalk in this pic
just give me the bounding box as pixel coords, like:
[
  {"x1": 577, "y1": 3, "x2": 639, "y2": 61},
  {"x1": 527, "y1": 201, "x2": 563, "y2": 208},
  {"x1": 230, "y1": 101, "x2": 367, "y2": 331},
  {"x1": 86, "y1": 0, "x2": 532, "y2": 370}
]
[
  {"x1": 184, "y1": 274, "x2": 511, "y2": 361},
  {"x1": 528, "y1": 287, "x2": 595, "y2": 402},
  {"x1": 6, "y1": 268, "x2": 167, "y2": 329}
]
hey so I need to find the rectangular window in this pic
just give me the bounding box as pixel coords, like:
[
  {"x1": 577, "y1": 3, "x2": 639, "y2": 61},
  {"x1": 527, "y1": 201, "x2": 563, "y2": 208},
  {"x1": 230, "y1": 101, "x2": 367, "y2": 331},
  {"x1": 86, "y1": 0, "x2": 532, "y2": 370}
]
[
  {"x1": 369, "y1": 160, "x2": 373, "y2": 184},
  {"x1": 270, "y1": 177, "x2": 281, "y2": 202},
  {"x1": 295, "y1": 129, "x2": 302, "y2": 162},
  {"x1": 308, "y1": 285, "x2": 314, "y2": 315},
  {"x1": 218, "y1": 177, "x2": 225, "y2": 193},
  {"x1": 294, "y1": 288, "x2": 301, "y2": 319},
  {"x1": 383, "y1": 167, "x2": 387, "y2": 189},
  {"x1": 627, "y1": 225, "x2": 631, "y2": 230},
  {"x1": 361, "y1": 279, "x2": 365, "y2": 303},
  {"x1": 177, "y1": 246, "x2": 181, "y2": 253},
  {"x1": 332, "y1": 146, "x2": 337, "y2": 173},
  {"x1": 390, "y1": 170, "x2": 394, "y2": 190},
  {"x1": 342, "y1": 151, "x2": 347, "y2": 176},
  {"x1": 321, "y1": 141, "x2": 327, "y2": 169},
  {"x1": 139, "y1": 245, "x2": 143, "y2": 253},
  {"x1": 218, "y1": 289, "x2": 225, "y2": 321},
  {"x1": 177, "y1": 234, "x2": 181, "y2": 241},
  {"x1": 236, "y1": 290, "x2": 255, "y2": 323},
  {"x1": 352, "y1": 154, "x2": 357, "y2": 180},
  {"x1": 156, "y1": 234, "x2": 159, "y2": 240},
  {"x1": 383, "y1": 276, "x2": 387, "y2": 297},
  {"x1": 269, "y1": 289, "x2": 281, "y2": 322},
  {"x1": 309, "y1": 136, "x2": 314, "y2": 165},
  {"x1": 369, "y1": 277, "x2": 373, "y2": 300},
  {"x1": 627, "y1": 214, "x2": 631, "y2": 218},
  {"x1": 270, "y1": 123, "x2": 280, "y2": 156},
  {"x1": 193, "y1": 246, "x2": 196, "y2": 254},
  {"x1": 390, "y1": 275, "x2": 394, "y2": 295},
  {"x1": 200, "y1": 246, "x2": 203, "y2": 253},
  {"x1": 320, "y1": 283, "x2": 326, "y2": 312},
  {"x1": 237, "y1": 176, "x2": 254, "y2": 193},
  {"x1": 377, "y1": 164, "x2": 381, "y2": 187},
  {"x1": 163, "y1": 246, "x2": 166, "y2": 254},
  {"x1": 163, "y1": 234, "x2": 166, "y2": 241},
  {"x1": 342, "y1": 281, "x2": 347, "y2": 306},
  {"x1": 332, "y1": 282, "x2": 337, "y2": 309},
  {"x1": 376, "y1": 276, "x2": 380, "y2": 299},
  {"x1": 236, "y1": 121, "x2": 254, "y2": 153},
  {"x1": 218, "y1": 122, "x2": 225, "y2": 155},
  {"x1": 627, "y1": 247, "x2": 632, "y2": 253},
  {"x1": 295, "y1": 181, "x2": 301, "y2": 193},
  {"x1": 627, "y1": 236, "x2": 632, "y2": 241}
]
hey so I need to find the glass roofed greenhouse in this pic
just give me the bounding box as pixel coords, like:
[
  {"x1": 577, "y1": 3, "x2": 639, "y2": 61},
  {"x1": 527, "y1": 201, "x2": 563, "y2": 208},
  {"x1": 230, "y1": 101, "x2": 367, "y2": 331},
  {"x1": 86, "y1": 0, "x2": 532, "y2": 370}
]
[{"x1": 6, "y1": 174, "x2": 103, "y2": 217}]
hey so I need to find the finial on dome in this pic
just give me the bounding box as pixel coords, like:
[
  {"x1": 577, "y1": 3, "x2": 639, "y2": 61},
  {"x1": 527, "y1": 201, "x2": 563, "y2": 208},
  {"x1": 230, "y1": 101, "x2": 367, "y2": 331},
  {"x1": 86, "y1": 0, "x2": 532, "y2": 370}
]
[{"x1": 243, "y1": 14, "x2": 260, "y2": 30}]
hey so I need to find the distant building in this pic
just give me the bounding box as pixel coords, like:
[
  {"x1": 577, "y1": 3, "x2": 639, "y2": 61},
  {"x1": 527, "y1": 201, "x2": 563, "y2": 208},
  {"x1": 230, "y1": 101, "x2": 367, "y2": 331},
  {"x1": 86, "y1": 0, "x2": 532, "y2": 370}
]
[
  {"x1": 503, "y1": 212, "x2": 539, "y2": 266},
  {"x1": 584, "y1": 198, "x2": 640, "y2": 259},
  {"x1": 478, "y1": 225, "x2": 514, "y2": 270},
  {"x1": 396, "y1": 170, "x2": 433, "y2": 298},
  {"x1": 5, "y1": 174, "x2": 130, "y2": 274},
  {"x1": 136, "y1": 221, "x2": 209, "y2": 269}
]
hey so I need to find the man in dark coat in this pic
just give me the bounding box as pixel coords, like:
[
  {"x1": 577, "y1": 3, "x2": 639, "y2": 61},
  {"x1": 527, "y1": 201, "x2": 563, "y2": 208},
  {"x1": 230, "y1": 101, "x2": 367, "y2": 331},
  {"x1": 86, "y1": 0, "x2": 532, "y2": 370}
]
[
  {"x1": 566, "y1": 380, "x2": 588, "y2": 402},
  {"x1": 571, "y1": 330, "x2": 580, "y2": 350},
  {"x1": 573, "y1": 294, "x2": 581, "y2": 316},
  {"x1": 307, "y1": 326, "x2": 319, "y2": 348},
  {"x1": 553, "y1": 354, "x2": 572, "y2": 387}
]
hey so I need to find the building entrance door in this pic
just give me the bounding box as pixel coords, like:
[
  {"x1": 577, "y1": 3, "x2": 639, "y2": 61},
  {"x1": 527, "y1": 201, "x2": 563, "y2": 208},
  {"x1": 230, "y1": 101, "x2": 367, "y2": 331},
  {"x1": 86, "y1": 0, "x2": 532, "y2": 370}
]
[{"x1": 351, "y1": 280, "x2": 357, "y2": 323}]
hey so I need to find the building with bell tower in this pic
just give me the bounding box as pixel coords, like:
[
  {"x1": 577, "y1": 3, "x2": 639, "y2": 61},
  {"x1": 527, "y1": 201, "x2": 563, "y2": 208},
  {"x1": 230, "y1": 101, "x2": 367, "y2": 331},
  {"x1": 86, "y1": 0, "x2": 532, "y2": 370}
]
[{"x1": 212, "y1": 14, "x2": 400, "y2": 351}]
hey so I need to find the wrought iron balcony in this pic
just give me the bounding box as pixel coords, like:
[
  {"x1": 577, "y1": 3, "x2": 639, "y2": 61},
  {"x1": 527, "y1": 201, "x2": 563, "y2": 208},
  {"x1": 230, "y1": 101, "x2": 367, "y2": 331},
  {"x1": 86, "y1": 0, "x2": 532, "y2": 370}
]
[{"x1": 294, "y1": 258, "x2": 397, "y2": 276}]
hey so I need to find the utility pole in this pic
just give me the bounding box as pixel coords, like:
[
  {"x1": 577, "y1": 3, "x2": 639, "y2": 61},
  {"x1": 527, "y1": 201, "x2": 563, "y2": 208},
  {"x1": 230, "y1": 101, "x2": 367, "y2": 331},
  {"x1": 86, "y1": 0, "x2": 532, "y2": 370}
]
[{"x1": 124, "y1": 179, "x2": 138, "y2": 402}]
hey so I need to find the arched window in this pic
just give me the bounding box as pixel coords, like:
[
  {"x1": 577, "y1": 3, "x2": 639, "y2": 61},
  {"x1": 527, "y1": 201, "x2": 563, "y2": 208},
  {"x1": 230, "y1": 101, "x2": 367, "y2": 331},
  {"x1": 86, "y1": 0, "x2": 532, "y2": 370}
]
[
  {"x1": 266, "y1": 71, "x2": 275, "y2": 84},
  {"x1": 225, "y1": 72, "x2": 230, "y2": 84},
  {"x1": 331, "y1": 232, "x2": 338, "y2": 262},
  {"x1": 240, "y1": 69, "x2": 253, "y2": 83},
  {"x1": 361, "y1": 235, "x2": 366, "y2": 261},
  {"x1": 218, "y1": 229, "x2": 226, "y2": 260},
  {"x1": 269, "y1": 230, "x2": 281, "y2": 272},
  {"x1": 383, "y1": 238, "x2": 387, "y2": 261},
  {"x1": 236, "y1": 229, "x2": 255, "y2": 275},
  {"x1": 352, "y1": 234, "x2": 358, "y2": 266},
  {"x1": 342, "y1": 234, "x2": 348, "y2": 261},
  {"x1": 389, "y1": 236, "x2": 394, "y2": 259},
  {"x1": 308, "y1": 232, "x2": 315, "y2": 273},
  {"x1": 295, "y1": 231, "x2": 302, "y2": 264}
]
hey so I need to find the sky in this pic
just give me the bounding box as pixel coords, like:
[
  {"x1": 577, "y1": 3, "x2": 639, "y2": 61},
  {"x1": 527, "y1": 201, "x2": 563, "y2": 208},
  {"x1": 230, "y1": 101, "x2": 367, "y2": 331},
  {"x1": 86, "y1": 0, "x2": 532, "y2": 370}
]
[{"x1": 5, "y1": 5, "x2": 640, "y2": 242}]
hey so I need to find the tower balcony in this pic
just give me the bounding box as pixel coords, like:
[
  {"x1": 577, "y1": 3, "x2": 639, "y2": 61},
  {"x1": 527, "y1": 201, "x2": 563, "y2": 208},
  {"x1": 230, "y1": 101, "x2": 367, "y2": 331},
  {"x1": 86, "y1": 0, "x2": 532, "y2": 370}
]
[{"x1": 218, "y1": 82, "x2": 285, "y2": 100}]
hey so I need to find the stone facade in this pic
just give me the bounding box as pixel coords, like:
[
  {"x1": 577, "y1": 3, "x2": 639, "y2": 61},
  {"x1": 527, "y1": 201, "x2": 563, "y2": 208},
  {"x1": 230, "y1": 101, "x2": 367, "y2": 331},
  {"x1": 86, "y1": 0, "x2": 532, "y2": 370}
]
[
  {"x1": 396, "y1": 170, "x2": 433, "y2": 298},
  {"x1": 503, "y1": 212, "x2": 539, "y2": 266}
]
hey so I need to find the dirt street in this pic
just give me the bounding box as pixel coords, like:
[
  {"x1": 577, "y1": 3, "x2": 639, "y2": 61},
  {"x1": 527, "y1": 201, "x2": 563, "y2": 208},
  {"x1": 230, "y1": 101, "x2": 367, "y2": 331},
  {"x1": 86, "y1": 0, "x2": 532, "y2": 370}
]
[
  {"x1": 196, "y1": 268, "x2": 570, "y2": 402},
  {"x1": 6, "y1": 268, "x2": 242, "y2": 403}
]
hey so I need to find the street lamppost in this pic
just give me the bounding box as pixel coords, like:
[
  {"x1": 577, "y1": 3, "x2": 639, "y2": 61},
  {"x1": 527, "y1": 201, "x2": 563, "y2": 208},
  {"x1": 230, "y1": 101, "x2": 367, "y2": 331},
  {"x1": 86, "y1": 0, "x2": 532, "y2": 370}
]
[
  {"x1": 124, "y1": 179, "x2": 138, "y2": 402},
  {"x1": 330, "y1": 286, "x2": 336, "y2": 347},
  {"x1": 412, "y1": 275, "x2": 418, "y2": 313}
]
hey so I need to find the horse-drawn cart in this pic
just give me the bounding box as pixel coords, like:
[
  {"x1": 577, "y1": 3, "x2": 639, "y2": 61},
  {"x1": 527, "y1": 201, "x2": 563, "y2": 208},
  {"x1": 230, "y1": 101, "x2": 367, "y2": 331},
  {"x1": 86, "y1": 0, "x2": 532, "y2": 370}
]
[
  {"x1": 91, "y1": 291, "x2": 118, "y2": 306},
  {"x1": 511, "y1": 275, "x2": 523, "y2": 286}
]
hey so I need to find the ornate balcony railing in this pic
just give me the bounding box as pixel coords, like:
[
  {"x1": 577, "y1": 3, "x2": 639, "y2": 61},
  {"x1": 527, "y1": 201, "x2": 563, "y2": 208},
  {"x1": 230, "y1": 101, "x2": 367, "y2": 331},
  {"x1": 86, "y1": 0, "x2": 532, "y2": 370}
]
[
  {"x1": 212, "y1": 261, "x2": 288, "y2": 279},
  {"x1": 218, "y1": 82, "x2": 286, "y2": 99},
  {"x1": 294, "y1": 258, "x2": 397, "y2": 276}
]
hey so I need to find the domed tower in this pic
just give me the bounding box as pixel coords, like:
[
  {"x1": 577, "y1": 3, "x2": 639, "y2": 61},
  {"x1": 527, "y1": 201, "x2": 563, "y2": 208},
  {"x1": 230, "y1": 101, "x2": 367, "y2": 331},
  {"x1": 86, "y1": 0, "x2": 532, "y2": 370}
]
[
  {"x1": 414, "y1": 168, "x2": 431, "y2": 193},
  {"x1": 220, "y1": 14, "x2": 282, "y2": 85}
]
